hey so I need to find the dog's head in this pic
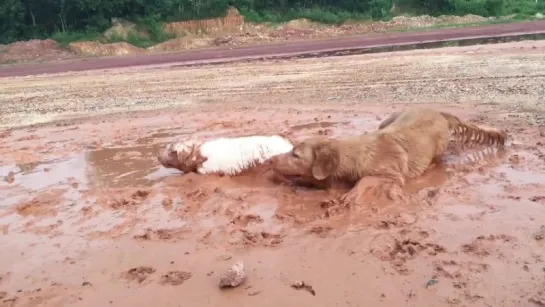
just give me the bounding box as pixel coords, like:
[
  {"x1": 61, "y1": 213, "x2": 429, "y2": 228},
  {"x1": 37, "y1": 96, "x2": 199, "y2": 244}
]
[
  {"x1": 269, "y1": 137, "x2": 340, "y2": 181},
  {"x1": 157, "y1": 141, "x2": 203, "y2": 173}
]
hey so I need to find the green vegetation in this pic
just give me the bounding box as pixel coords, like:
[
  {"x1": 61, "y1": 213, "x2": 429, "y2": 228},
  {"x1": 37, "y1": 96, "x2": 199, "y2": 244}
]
[
  {"x1": 51, "y1": 31, "x2": 102, "y2": 47},
  {"x1": 0, "y1": 0, "x2": 542, "y2": 45}
]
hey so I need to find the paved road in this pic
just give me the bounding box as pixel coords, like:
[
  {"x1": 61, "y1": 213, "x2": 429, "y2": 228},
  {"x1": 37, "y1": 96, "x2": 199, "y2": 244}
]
[{"x1": 2, "y1": 20, "x2": 545, "y2": 78}]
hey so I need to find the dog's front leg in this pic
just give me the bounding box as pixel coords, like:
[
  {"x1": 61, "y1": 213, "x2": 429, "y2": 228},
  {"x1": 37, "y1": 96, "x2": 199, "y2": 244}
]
[{"x1": 339, "y1": 176, "x2": 406, "y2": 207}]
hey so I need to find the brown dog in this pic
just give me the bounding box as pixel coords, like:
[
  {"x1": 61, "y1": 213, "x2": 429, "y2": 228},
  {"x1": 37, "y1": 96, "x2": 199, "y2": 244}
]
[{"x1": 270, "y1": 106, "x2": 506, "y2": 206}]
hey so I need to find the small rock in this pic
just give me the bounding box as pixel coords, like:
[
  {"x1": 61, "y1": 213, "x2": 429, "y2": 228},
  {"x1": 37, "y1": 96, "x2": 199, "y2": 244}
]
[
  {"x1": 4, "y1": 171, "x2": 14, "y2": 184},
  {"x1": 533, "y1": 226, "x2": 545, "y2": 241},
  {"x1": 426, "y1": 279, "x2": 438, "y2": 288},
  {"x1": 219, "y1": 261, "x2": 246, "y2": 288},
  {"x1": 248, "y1": 291, "x2": 261, "y2": 296},
  {"x1": 81, "y1": 282, "x2": 91, "y2": 286},
  {"x1": 162, "y1": 197, "x2": 173, "y2": 209}
]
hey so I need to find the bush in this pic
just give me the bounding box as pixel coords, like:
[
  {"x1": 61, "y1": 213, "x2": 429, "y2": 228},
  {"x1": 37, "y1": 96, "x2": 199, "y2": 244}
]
[
  {"x1": 52, "y1": 31, "x2": 102, "y2": 46},
  {"x1": 451, "y1": 0, "x2": 503, "y2": 17}
]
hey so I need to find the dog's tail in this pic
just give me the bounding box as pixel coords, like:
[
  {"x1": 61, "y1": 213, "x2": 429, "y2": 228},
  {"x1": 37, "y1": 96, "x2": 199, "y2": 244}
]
[{"x1": 440, "y1": 112, "x2": 506, "y2": 146}]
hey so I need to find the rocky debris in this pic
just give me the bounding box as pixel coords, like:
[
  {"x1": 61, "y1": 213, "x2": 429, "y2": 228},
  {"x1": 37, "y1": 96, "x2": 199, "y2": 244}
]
[
  {"x1": 219, "y1": 261, "x2": 246, "y2": 288},
  {"x1": 291, "y1": 280, "x2": 316, "y2": 296}
]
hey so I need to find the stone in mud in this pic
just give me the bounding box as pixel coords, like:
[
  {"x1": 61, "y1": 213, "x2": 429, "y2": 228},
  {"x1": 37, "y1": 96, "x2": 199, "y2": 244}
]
[
  {"x1": 4, "y1": 171, "x2": 14, "y2": 184},
  {"x1": 162, "y1": 197, "x2": 173, "y2": 210},
  {"x1": 533, "y1": 225, "x2": 545, "y2": 241},
  {"x1": 219, "y1": 261, "x2": 246, "y2": 288}
]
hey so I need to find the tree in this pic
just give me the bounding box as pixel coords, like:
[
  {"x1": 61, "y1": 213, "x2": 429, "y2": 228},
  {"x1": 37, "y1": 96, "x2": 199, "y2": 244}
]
[{"x1": 0, "y1": 0, "x2": 26, "y2": 44}]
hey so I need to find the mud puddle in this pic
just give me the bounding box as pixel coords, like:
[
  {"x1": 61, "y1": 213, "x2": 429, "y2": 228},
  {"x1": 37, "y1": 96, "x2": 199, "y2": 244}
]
[
  {"x1": 0, "y1": 113, "x2": 434, "y2": 249},
  {"x1": 1, "y1": 109, "x2": 543, "y2": 261},
  {"x1": 2, "y1": 112, "x2": 537, "y2": 245}
]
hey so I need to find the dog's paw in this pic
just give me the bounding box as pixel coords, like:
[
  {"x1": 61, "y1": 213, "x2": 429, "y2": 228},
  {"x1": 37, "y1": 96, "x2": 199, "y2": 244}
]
[
  {"x1": 339, "y1": 189, "x2": 360, "y2": 206},
  {"x1": 382, "y1": 182, "x2": 408, "y2": 202}
]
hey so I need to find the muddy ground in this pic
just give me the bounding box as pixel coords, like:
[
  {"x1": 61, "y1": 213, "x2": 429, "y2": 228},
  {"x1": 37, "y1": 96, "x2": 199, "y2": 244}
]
[{"x1": 1, "y1": 40, "x2": 545, "y2": 306}]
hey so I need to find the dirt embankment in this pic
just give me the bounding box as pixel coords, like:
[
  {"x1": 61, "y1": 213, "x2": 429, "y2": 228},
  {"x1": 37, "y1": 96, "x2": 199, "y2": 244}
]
[{"x1": 0, "y1": 10, "x2": 501, "y2": 64}]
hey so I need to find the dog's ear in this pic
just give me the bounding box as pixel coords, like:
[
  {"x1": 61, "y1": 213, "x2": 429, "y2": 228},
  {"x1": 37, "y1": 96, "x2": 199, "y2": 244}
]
[
  {"x1": 176, "y1": 144, "x2": 195, "y2": 167},
  {"x1": 311, "y1": 143, "x2": 339, "y2": 180}
]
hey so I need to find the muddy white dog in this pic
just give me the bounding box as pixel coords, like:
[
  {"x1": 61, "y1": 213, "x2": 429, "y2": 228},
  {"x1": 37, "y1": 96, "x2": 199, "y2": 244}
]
[{"x1": 157, "y1": 135, "x2": 294, "y2": 176}]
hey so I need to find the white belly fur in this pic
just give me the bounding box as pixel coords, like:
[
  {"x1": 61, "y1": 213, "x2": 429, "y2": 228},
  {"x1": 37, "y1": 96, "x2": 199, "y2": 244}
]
[{"x1": 196, "y1": 135, "x2": 293, "y2": 175}]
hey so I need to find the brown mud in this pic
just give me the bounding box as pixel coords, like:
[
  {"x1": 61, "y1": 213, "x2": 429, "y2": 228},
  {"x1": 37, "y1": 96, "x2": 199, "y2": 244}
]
[{"x1": 1, "y1": 41, "x2": 545, "y2": 306}]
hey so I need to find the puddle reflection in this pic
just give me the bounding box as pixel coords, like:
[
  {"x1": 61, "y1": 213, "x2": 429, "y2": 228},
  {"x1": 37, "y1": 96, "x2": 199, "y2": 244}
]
[{"x1": 0, "y1": 143, "x2": 168, "y2": 207}]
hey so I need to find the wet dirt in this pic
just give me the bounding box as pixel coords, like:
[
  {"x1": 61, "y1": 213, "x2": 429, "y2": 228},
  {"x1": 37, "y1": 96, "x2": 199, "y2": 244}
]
[
  {"x1": 160, "y1": 271, "x2": 192, "y2": 286},
  {"x1": 1, "y1": 41, "x2": 545, "y2": 306}
]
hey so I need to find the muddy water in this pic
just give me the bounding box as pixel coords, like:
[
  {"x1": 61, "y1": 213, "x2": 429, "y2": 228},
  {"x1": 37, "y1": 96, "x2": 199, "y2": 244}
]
[
  {"x1": 1, "y1": 106, "x2": 545, "y2": 306},
  {"x1": 0, "y1": 114, "x2": 429, "y2": 243},
  {"x1": 0, "y1": 113, "x2": 509, "y2": 242}
]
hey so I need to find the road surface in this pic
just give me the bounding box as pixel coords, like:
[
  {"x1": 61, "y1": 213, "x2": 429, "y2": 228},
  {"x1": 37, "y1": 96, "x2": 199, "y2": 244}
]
[{"x1": 1, "y1": 20, "x2": 545, "y2": 78}]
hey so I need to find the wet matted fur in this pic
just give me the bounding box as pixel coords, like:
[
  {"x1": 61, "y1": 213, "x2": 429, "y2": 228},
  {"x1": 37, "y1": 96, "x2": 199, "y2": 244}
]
[{"x1": 270, "y1": 106, "x2": 506, "y2": 206}]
